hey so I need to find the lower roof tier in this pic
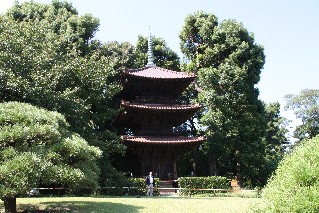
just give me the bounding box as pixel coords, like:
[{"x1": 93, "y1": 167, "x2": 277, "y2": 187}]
[
  {"x1": 122, "y1": 135, "x2": 205, "y2": 156},
  {"x1": 122, "y1": 135, "x2": 205, "y2": 145}
]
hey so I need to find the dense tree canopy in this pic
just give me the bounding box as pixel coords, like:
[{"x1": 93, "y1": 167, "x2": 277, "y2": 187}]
[
  {"x1": 0, "y1": 0, "x2": 125, "y2": 186},
  {"x1": 259, "y1": 102, "x2": 288, "y2": 185},
  {"x1": 96, "y1": 40, "x2": 136, "y2": 71},
  {"x1": 0, "y1": 102, "x2": 101, "y2": 212},
  {"x1": 285, "y1": 89, "x2": 319, "y2": 141},
  {"x1": 179, "y1": 11, "x2": 268, "y2": 186},
  {"x1": 179, "y1": 11, "x2": 218, "y2": 70}
]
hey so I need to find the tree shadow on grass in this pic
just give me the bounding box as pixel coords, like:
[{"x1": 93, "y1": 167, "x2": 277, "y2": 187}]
[{"x1": 17, "y1": 200, "x2": 142, "y2": 213}]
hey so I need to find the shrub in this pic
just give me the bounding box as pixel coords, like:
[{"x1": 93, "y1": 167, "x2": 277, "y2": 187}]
[
  {"x1": 178, "y1": 176, "x2": 229, "y2": 196},
  {"x1": 0, "y1": 102, "x2": 102, "y2": 212},
  {"x1": 98, "y1": 178, "x2": 159, "y2": 196},
  {"x1": 256, "y1": 136, "x2": 319, "y2": 212}
]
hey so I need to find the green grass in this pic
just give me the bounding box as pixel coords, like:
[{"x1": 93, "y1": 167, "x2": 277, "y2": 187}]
[{"x1": 0, "y1": 196, "x2": 260, "y2": 213}]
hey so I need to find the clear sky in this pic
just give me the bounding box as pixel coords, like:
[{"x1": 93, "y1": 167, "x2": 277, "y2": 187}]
[{"x1": 1, "y1": 0, "x2": 319, "y2": 131}]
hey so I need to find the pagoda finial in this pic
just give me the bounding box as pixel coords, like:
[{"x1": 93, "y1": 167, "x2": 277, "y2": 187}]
[{"x1": 146, "y1": 28, "x2": 156, "y2": 67}]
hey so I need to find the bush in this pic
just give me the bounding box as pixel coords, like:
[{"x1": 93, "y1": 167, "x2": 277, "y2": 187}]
[
  {"x1": 98, "y1": 178, "x2": 159, "y2": 196},
  {"x1": 178, "y1": 176, "x2": 229, "y2": 196},
  {"x1": 256, "y1": 136, "x2": 319, "y2": 212}
]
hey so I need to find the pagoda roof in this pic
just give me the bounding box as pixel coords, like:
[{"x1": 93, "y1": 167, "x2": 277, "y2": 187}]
[
  {"x1": 120, "y1": 66, "x2": 195, "y2": 99},
  {"x1": 123, "y1": 66, "x2": 195, "y2": 79},
  {"x1": 121, "y1": 101, "x2": 201, "y2": 111},
  {"x1": 122, "y1": 135, "x2": 205, "y2": 144},
  {"x1": 114, "y1": 101, "x2": 201, "y2": 130}
]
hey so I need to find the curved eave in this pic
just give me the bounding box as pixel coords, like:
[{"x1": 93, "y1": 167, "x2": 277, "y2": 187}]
[
  {"x1": 114, "y1": 102, "x2": 201, "y2": 128},
  {"x1": 122, "y1": 136, "x2": 205, "y2": 145},
  {"x1": 120, "y1": 67, "x2": 195, "y2": 99},
  {"x1": 121, "y1": 101, "x2": 201, "y2": 111},
  {"x1": 123, "y1": 74, "x2": 196, "y2": 81},
  {"x1": 123, "y1": 66, "x2": 195, "y2": 80}
]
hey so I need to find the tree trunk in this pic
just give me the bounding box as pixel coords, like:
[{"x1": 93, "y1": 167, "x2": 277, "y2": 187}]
[
  {"x1": 3, "y1": 197, "x2": 17, "y2": 213},
  {"x1": 208, "y1": 155, "x2": 217, "y2": 176},
  {"x1": 235, "y1": 152, "x2": 242, "y2": 188}
]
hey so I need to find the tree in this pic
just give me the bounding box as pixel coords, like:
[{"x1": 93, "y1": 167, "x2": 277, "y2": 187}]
[
  {"x1": 0, "y1": 1, "x2": 125, "y2": 185},
  {"x1": 134, "y1": 35, "x2": 180, "y2": 70},
  {"x1": 259, "y1": 102, "x2": 288, "y2": 186},
  {"x1": 97, "y1": 41, "x2": 136, "y2": 71},
  {"x1": 257, "y1": 136, "x2": 319, "y2": 212},
  {"x1": 179, "y1": 11, "x2": 218, "y2": 71},
  {"x1": 0, "y1": 102, "x2": 101, "y2": 213},
  {"x1": 285, "y1": 89, "x2": 319, "y2": 141},
  {"x1": 179, "y1": 11, "x2": 267, "y2": 187},
  {"x1": 7, "y1": 0, "x2": 99, "y2": 55}
]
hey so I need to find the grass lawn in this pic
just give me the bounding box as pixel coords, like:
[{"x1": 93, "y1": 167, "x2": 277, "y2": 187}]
[{"x1": 0, "y1": 196, "x2": 261, "y2": 213}]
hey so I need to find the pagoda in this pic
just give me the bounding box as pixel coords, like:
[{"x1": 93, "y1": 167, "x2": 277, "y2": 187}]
[{"x1": 115, "y1": 32, "x2": 205, "y2": 180}]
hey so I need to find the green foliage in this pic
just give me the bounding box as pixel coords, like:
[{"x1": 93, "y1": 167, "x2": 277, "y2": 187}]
[
  {"x1": 99, "y1": 178, "x2": 159, "y2": 196},
  {"x1": 177, "y1": 149, "x2": 208, "y2": 177},
  {"x1": 5, "y1": 0, "x2": 99, "y2": 55},
  {"x1": 285, "y1": 89, "x2": 319, "y2": 141},
  {"x1": 0, "y1": 1, "x2": 125, "y2": 188},
  {"x1": 178, "y1": 176, "x2": 228, "y2": 196},
  {"x1": 259, "y1": 102, "x2": 288, "y2": 186},
  {"x1": 256, "y1": 136, "x2": 319, "y2": 212},
  {"x1": 179, "y1": 11, "x2": 270, "y2": 187},
  {"x1": 0, "y1": 102, "x2": 101, "y2": 201},
  {"x1": 97, "y1": 41, "x2": 136, "y2": 71},
  {"x1": 179, "y1": 10, "x2": 218, "y2": 66}
]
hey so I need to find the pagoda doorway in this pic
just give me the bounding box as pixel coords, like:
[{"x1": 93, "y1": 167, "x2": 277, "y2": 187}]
[
  {"x1": 155, "y1": 162, "x2": 175, "y2": 180},
  {"x1": 142, "y1": 153, "x2": 176, "y2": 180}
]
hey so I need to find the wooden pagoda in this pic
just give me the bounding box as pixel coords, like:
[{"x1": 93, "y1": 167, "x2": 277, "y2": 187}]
[{"x1": 114, "y1": 32, "x2": 205, "y2": 180}]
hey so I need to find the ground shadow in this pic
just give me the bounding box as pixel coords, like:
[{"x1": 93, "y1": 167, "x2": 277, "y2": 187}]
[{"x1": 16, "y1": 200, "x2": 142, "y2": 213}]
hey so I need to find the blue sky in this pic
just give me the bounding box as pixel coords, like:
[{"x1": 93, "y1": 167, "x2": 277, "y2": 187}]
[{"x1": 1, "y1": 0, "x2": 319, "y2": 131}]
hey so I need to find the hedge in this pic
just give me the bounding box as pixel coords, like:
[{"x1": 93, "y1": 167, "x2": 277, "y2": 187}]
[
  {"x1": 98, "y1": 178, "x2": 160, "y2": 196},
  {"x1": 178, "y1": 176, "x2": 229, "y2": 196}
]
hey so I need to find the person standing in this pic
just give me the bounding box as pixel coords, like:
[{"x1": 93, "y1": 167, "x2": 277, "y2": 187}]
[{"x1": 145, "y1": 172, "x2": 154, "y2": 196}]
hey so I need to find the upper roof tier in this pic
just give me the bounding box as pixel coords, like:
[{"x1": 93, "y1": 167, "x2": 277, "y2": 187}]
[
  {"x1": 123, "y1": 66, "x2": 195, "y2": 79},
  {"x1": 121, "y1": 66, "x2": 195, "y2": 100}
]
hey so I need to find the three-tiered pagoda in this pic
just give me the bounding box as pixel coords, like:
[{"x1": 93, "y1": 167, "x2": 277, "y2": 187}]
[{"x1": 115, "y1": 33, "x2": 205, "y2": 180}]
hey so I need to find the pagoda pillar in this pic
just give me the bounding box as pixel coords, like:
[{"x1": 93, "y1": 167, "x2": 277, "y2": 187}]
[{"x1": 173, "y1": 159, "x2": 177, "y2": 179}]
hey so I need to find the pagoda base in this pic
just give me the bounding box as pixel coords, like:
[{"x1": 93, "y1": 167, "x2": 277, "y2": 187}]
[{"x1": 122, "y1": 136, "x2": 204, "y2": 179}]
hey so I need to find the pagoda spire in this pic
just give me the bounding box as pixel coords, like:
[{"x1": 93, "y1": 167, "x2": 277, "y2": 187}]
[{"x1": 146, "y1": 29, "x2": 156, "y2": 67}]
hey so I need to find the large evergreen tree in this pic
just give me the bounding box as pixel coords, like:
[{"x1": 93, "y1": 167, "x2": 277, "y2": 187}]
[
  {"x1": 179, "y1": 11, "x2": 267, "y2": 186},
  {"x1": 0, "y1": 1, "x2": 125, "y2": 185},
  {"x1": 259, "y1": 102, "x2": 288, "y2": 186},
  {"x1": 0, "y1": 102, "x2": 101, "y2": 213}
]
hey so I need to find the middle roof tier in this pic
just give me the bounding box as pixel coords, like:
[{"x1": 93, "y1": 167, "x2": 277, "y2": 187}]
[{"x1": 114, "y1": 100, "x2": 201, "y2": 133}]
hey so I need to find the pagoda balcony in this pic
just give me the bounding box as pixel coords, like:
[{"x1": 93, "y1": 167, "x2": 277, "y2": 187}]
[{"x1": 114, "y1": 101, "x2": 201, "y2": 129}]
